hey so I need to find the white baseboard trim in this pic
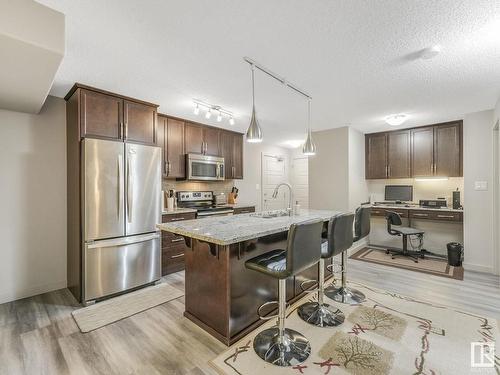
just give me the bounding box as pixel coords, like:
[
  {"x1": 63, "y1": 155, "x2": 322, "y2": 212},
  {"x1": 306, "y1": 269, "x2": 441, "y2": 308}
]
[
  {"x1": 0, "y1": 280, "x2": 67, "y2": 305},
  {"x1": 347, "y1": 239, "x2": 368, "y2": 255},
  {"x1": 462, "y1": 262, "x2": 496, "y2": 275}
]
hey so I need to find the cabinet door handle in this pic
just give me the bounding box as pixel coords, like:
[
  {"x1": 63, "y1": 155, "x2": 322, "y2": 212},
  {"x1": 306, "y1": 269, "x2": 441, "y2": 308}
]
[
  {"x1": 169, "y1": 217, "x2": 186, "y2": 221},
  {"x1": 171, "y1": 237, "x2": 184, "y2": 243},
  {"x1": 124, "y1": 122, "x2": 128, "y2": 140},
  {"x1": 388, "y1": 165, "x2": 391, "y2": 177},
  {"x1": 170, "y1": 253, "x2": 184, "y2": 259},
  {"x1": 164, "y1": 161, "x2": 168, "y2": 175},
  {"x1": 413, "y1": 213, "x2": 428, "y2": 217},
  {"x1": 167, "y1": 161, "x2": 171, "y2": 176},
  {"x1": 437, "y1": 214, "x2": 454, "y2": 219}
]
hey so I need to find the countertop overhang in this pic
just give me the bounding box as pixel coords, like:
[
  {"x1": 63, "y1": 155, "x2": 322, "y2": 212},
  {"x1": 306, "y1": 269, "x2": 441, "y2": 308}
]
[{"x1": 157, "y1": 209, "x2": 341, "y2": 245}]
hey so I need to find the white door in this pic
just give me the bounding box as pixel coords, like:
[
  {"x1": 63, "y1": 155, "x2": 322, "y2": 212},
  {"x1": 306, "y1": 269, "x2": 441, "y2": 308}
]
[
  {"x1": 261, "y1": 154, "x2": 288, "y2": 210},
  {"x1": 292, "y1": 156, "x2": 309, "y2": 209}
]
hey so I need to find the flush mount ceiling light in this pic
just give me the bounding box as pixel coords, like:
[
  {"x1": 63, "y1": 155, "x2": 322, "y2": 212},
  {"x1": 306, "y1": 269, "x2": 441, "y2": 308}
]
[
  {"x1": 245, "y1": 63, "x2": 263, "y2": 143},
  {"x1": 193, "y1": 100, "x2": 235, "y2": 125},
  {"x1": 420, "y1": 45, "x2": 442, "y2": 60},
  {"x1": 385, "y1": 114, "x2": 408, "y2": 126},
  {"x1": 243, "y1": 57, "x2": 314, "y2": 153}
]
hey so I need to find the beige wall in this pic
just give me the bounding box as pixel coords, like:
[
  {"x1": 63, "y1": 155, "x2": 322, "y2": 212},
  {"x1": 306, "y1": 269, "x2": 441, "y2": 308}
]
[
  {"x1": 309, "y1": 126, "x2": 368, "y2": 213},
  {"x1": 309, "y1": 127, "x2": 350, "y2": 211},
  {"x1": 0, "y1": 96, "x2": 67, "y2": 303},
  {"x1": 463, "y1": 109, "x2": 495, "y2": 273}
]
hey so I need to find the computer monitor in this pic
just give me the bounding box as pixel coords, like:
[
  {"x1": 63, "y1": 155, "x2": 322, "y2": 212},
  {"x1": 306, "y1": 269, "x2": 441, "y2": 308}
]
[{"x1": 385, "y1": 185, "x2": 413, "y2": 202}]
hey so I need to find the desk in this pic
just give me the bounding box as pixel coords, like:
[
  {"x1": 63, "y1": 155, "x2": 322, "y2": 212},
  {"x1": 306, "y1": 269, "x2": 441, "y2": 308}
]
[{"x1": 368, "y1": 205, "x2": 464, "y2": 255}]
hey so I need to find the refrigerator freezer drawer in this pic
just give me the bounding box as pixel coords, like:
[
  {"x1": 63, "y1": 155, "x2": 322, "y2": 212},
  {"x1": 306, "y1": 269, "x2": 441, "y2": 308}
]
[{"x1": 84, "y1": 233, "x2": 161, "y2": 302}]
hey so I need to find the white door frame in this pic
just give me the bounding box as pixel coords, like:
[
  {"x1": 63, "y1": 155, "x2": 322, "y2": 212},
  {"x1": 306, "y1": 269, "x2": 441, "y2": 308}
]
[
  {"x1": 261, "y1": 153, "x2": 288, "y2": 211},
  {"x1": 493, "y1": 121, "x2": 500, "y2": 275}
]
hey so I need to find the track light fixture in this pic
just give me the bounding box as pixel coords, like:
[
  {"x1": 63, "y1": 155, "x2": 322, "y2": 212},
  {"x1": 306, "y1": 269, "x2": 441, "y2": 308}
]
[{"x1": 192, "y1": 100, "x2": 235, "y2": 125}]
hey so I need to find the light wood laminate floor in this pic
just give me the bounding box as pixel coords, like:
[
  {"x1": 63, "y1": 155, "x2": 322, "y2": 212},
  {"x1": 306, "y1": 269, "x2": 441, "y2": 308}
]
[{"x1": 1, "y1": 262, "x2": 499, "y2": 375}]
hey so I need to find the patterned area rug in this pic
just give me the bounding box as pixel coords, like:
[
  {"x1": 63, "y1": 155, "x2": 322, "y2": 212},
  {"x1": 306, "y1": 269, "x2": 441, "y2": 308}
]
[
  {"x1": 210, "y1": 281, "x2": 498, "y2": 374},
  {"x1": 350, "y1": 247, "x2": 464, "y2": 280}
]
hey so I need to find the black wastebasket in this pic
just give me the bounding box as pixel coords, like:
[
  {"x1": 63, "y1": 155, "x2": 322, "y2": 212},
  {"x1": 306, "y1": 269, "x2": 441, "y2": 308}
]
[{"x1": 447, "y1": 242, "x2": 463, "y2": 266}]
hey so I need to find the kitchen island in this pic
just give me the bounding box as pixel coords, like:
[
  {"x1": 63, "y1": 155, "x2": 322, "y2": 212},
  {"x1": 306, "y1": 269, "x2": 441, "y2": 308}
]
[{"x1": 157, "y1": 209, "x2": 340, "y2": 345}]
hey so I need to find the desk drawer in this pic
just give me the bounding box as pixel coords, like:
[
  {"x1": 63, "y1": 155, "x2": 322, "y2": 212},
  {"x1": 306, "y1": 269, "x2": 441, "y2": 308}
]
[
  {"x1": 371, "y1": 208, "x2": 408, "y2": 218},
  {"x1": 410, "y1": 210, "x2": 463, "y2": 222}
]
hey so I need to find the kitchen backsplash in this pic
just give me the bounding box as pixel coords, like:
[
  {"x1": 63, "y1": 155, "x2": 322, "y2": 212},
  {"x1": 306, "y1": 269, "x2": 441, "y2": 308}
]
[
  {"x1": 162, "y1": 180, "x2": 236, "y2": 196},
  {"x1": 367, "y1": 177, "x2": 464, "y2": 206}
]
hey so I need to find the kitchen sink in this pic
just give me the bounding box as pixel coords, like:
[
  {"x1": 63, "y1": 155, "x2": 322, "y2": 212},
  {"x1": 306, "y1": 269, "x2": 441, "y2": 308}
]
[{"x1": 250, "y1": 210, "x2": 291, "y2": 218}]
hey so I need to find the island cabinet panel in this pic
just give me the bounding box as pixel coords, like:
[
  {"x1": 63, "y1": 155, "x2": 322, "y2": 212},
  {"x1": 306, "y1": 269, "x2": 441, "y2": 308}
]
[
  {"x1": 411, "y1": 126, "x2": 434, "y2": 177},
  {"x1": 365, "y1": 133, "x2": 388, "y2": 179},
  {"x1": 80, "y1": 89, "x2": 123, "y2": 140},
  {"x1": 123, "y1": 100, "x2": 157, "y2": 145},
  {"x1": 434, "y1": 122, "x2": 462, "y2": 177},
  {"x1": 387, "y1": 130, "x2": 411, "y2": 178},
  {"x1": 183, "y1": 230, "x2": 324, "y2": 346},
  {"x1": 185, "y1": 123, "x2": 204, "y2": 154}
]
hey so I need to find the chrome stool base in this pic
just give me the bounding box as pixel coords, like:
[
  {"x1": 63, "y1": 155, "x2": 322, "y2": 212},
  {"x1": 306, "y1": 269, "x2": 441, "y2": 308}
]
[
  {"x1": 297, "y1": 302, "x2": 345, "y2": 327},
  {"x1": 325, "y1": 286, "x2": 365, "y2": 305},
  {"x1": 253, "y1": 327, "x2": 311, "y2": 367}
]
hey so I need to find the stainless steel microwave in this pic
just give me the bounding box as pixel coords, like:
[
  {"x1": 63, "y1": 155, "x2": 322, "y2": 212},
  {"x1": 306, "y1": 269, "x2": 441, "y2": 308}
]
[{"x1": 186, "y1": 153, "x2": 225, "y2": 181}]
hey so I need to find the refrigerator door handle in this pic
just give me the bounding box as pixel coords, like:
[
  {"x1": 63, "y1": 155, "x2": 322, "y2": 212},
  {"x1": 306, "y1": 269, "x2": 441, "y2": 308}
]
[
  {"x1": 87, "y1": 233, "x2": 160, "y2": 249},
  {"x1": 118, "y1": 154, "x2": 123, "y2": 218},
  {"x1": 127, "y1": 154, "x2": 133, "y2": 223}
]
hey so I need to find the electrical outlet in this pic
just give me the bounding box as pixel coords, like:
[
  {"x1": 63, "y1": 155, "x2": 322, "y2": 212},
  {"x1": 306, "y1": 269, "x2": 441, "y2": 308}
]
[{"x1": 256, "y1": 183, "x2": 260, "y2": 190}]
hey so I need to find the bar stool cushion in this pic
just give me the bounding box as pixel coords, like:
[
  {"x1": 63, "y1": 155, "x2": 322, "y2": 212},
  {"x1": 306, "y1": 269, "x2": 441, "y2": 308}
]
[
  {"x1": 353, "y1": 206, "x2": 371, "y2": 242},
  {"x1": 325, "y1": 213, "x2": 355, "y2": 258},
  {"x1": 245, "y1": 249, "x2": 289, "y2": 279}
]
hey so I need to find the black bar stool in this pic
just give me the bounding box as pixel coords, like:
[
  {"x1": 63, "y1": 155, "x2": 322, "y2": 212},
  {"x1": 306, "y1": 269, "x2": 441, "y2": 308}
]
[
  {"x1": 245, "y1": 219, "x2": 323, "y2": 367},
  {"x1": 297, "y1": 213, "x2": 353, "y2": 327},
  {"x1": 325, "y1": 206, "x2": 370, "y2": 304}
]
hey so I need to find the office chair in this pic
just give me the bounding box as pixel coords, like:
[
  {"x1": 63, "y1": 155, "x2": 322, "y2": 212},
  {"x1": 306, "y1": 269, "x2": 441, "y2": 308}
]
[{"x1": 385, "y1": 211, "x2": 425, "y2": 263}]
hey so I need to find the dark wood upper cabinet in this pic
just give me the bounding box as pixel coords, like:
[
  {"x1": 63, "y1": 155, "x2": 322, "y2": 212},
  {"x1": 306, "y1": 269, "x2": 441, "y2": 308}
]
[
  {"x1": 124, "y1": 100, "x2": 157, "y2": 145},
  {"x1": 220, "y1": 131, "x2": 234, "y2": 177},
  {"x1": 185, "y1": 123, "x2": 204, "y2": 154},
  {"x1": 387, "y1": 130, "x2": 411, "y2": 178},
  {"x1": 232, "y1": 133, "x2": 243, "y2": 179},
  {"x1": 366, "y1": 120, "x2": 463, "y2": 180},
  {"x1": 219, "y1": 131, "x2": 243, "y2": 179},
  {"x1": 411, "y1": 126, "x2": 434, "y2": 177},
  {"x1": 434, "y1": 122, "x2": 462, "y2": 177},
  {"x1": 157, "y1": 115, "x2": 167, "y2": 176},
  {"x1": 203, "y1": 127, "x2": 220, "y2": 156},
  {"x1": 365, "y1": 133, "x2": 388, "y2": 179},
  {"x1": 166, "y1": 118, "x2": 185, "y2": 178},
  {"x1": 80, "y1": 89, "x2": 123, "y2": 140},
  {"x1": 66, "y1": 84, "x2": 158, "y2": 145}
]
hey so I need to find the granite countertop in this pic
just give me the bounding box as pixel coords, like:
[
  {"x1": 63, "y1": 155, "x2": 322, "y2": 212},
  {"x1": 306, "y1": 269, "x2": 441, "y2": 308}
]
[
  {"x1": 370, "y1": 204, "x2": 463, "y2": 213},
  {"x1": 161, "y1": 208, "x2": 197, "y2": 215},
  {"x1": 157, "y1": 209, "x2": 341, "y2": 245}
]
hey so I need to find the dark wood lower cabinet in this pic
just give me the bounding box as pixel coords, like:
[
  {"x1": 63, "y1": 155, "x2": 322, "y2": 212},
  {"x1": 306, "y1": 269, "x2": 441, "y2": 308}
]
[
  {"x1": 233, "y1": 206, "x2": 255, "y2": 214},
  {"x1": 161, "y1": 212, "x2": 196, "y2": 276}
]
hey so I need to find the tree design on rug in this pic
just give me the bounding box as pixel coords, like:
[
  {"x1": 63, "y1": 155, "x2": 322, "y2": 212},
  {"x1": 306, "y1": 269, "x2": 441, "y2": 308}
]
[
  {"x1": 319, "y1": 331, "x2": 393, "y2": 375},
  {"x1": 348, "y1": 305, "x2": 407, "y2": 340}
]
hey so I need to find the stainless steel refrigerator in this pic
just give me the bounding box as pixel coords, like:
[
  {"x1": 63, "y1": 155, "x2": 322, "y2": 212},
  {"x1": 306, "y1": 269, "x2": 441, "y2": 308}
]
[{"x1": 82, "y1": 138, "x2": 161, "y2": 304}]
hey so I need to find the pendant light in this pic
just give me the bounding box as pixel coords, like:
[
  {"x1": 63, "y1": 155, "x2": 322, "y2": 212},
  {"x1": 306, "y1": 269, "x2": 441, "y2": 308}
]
[
  {"x1": 246, "y1": 64, "x2": 263, "y2": 143},
  {"x1": 302, "y1": 98, "x2": 316, "y2": 156}
]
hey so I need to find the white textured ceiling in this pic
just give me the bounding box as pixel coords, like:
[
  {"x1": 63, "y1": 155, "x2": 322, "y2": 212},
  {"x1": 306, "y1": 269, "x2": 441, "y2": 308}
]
[{"x1": 37, "y1": 0, "x2": 500, "y2": 146}]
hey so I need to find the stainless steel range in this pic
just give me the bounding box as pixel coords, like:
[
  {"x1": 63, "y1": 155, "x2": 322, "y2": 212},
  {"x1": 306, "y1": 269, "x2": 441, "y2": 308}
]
[{"x1": 177, "y1": 191, "x2": 233, "y2": 217}]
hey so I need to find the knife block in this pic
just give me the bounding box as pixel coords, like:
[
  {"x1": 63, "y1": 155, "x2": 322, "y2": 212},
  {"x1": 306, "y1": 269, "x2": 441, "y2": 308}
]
[{"x1": 228, "y1": 192, "x2": 236, "y2": 204}]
